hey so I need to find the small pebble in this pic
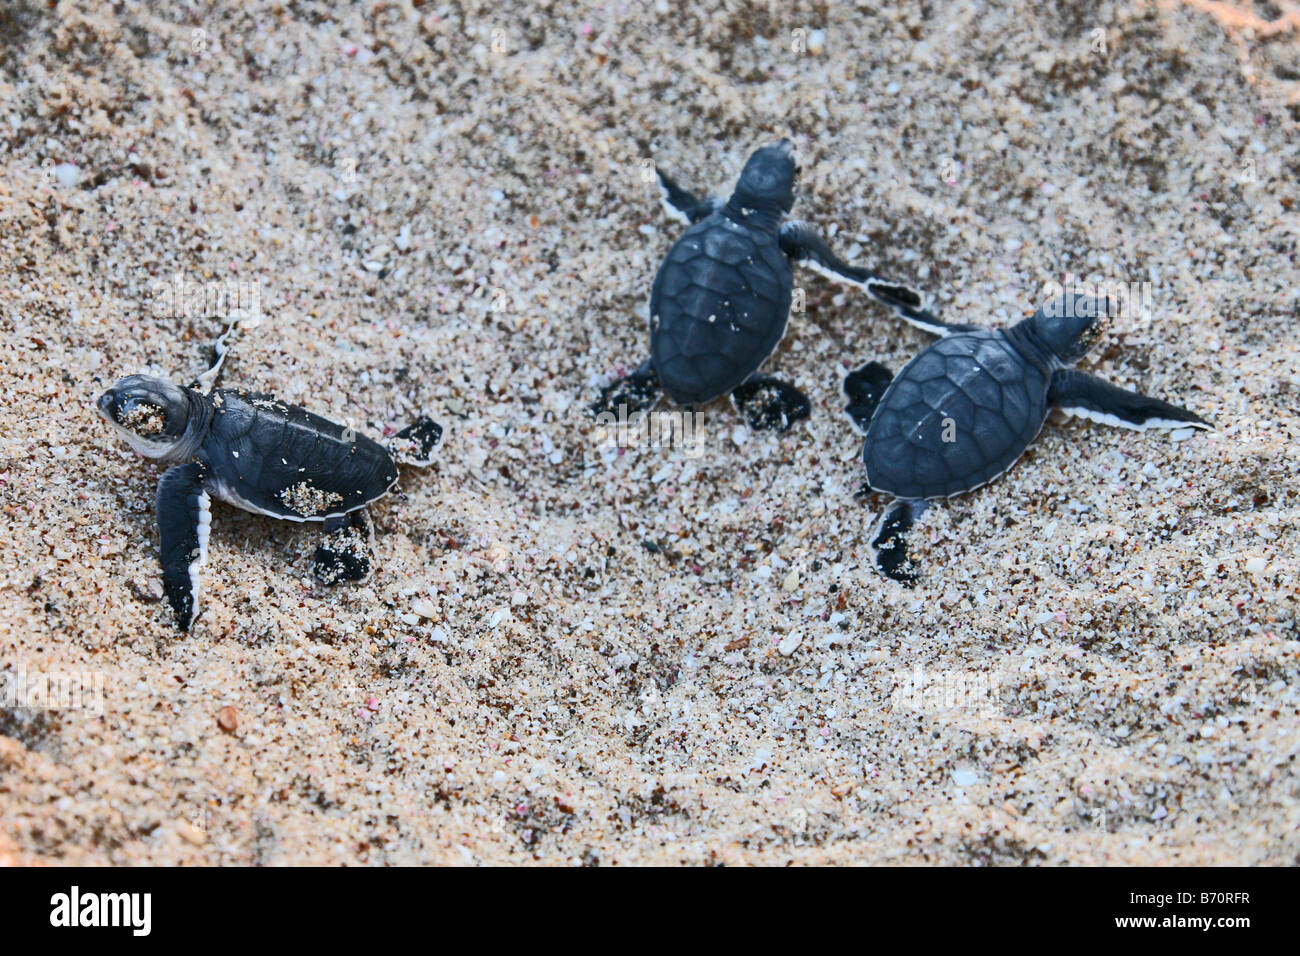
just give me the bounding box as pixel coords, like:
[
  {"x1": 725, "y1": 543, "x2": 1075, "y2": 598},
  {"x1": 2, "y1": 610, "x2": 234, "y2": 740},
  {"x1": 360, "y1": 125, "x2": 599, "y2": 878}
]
[
  {"x1": 951, "y1": 767, "x2": 979, "y2": 787},
  {"x1": 176, "y1": 819, "x2": 207, "y2": 845},
  {"x1": 216, "y1": 705, "x2": 238, "y2": 733}
]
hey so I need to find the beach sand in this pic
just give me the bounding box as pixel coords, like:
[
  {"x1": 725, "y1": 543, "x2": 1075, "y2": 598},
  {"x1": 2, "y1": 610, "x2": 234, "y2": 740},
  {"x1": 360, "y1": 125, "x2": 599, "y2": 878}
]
[{"x1": 1, "y1": 0, "x2": 1297, "y2": 864}]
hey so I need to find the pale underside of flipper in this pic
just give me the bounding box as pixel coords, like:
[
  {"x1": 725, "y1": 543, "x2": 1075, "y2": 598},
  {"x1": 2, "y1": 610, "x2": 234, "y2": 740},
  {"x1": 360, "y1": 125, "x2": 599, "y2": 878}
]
[{"x1": 1049, "y1": 369, "x2": 1211, "y2": 432}]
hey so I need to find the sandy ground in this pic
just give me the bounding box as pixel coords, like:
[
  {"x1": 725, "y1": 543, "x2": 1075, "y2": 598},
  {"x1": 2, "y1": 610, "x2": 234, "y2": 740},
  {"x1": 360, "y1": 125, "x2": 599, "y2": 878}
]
[{"x1": 1, "y1": 0, "x2": 1298, "y2": 865}]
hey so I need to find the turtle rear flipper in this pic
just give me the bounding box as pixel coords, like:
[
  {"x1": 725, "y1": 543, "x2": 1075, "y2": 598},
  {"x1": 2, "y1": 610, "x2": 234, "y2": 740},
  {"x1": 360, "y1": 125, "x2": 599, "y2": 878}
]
[
  {"x1": 731, "y1": 374, "x2": 810, "y2": 432},
  {"x1": 156, "y1": 462, "x2": 211, "y2": 630},
  {"x1": 590, "y1": 359, "x2": 661, "y2": 419},
  {"x1": 871, "y1": 499, "x2": 927, "y2": 586},
  {"x1": 1048, "y1": 370, "x2": 1211, "y2": 431},
  {"x1": 656, "y1": 169, "x2": 722, "y2": 225},
  {"x1": 387, "y1": 418, "x2": 443, "y2": 467},
  {"x1": 314, "y1": 511, "x2": 374, "y2": 585},
  {"x1": 843, "y1": 361, "x2": 893, "y2": 433}
]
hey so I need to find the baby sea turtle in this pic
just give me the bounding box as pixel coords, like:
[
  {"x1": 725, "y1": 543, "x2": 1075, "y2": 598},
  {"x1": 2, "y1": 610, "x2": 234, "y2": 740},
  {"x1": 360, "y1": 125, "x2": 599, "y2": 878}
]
[
  {"x1": 97, "y1": 375, "x2": 442, "y2": 630},
  {"x1": 591, "y1": 139, "x2": 943, "y2": 432},
  {"x1": 842, "y1": 293, "x2": 1211, "y2": 582}
]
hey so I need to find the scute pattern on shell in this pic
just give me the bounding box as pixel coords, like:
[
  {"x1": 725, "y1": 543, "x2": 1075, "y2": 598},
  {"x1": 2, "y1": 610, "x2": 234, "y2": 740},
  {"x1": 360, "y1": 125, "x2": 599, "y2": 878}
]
[
  {"x1": 650, "y1": 213, "x2": 793, "y2": 405},
  {"x1": 863, "y1": 331, "x2": 1051, "y2": 499},
  {"x1": 206, "y1": 389, "x2": 399, "y2": 520}
]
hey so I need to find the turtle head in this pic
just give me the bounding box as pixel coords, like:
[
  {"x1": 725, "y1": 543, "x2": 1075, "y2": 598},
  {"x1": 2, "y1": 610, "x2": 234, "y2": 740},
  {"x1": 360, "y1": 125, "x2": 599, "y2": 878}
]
[
  {"x1": 730, "y1": 139, "x2": 797, "y2": 214},
  {"x1": 96, "y1": 375, "x2": 204, "y2": 460},
  {"x1": 1026, "y1": 293, "x2": 1114, "y2": 364}
]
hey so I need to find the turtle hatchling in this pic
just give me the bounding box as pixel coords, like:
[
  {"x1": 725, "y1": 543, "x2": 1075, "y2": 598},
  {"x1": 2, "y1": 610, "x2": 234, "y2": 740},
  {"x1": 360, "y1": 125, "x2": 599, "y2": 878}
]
[
  {"x1": 97, "y1": 375, "x2": 443, "y2": 630},
  {"x1": 591, "y1": 138, "x2": 944, "y2": 432},
  {"x1": 842, "y1": 292, "x2": 1211, "y2": 582}
]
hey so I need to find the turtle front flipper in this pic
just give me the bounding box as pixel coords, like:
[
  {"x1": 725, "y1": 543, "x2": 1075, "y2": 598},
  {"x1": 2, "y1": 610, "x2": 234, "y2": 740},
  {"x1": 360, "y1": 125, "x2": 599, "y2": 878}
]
[
  {"x1": 779, "y1": 222, "x2": 965, "y2": 337},
  {"x1": 387, "y1": 418, "x2": 443, "y2": 467},
  {"x1": 656, "y1": 169, "x2": 723, "y2": 225},
  {"x1": 843, "y1": 361, "x2": 893, "y2": 434},
  {"x1": 731, "y1": 374, "x2": 811, "y2": 432},
  {"x1": 872, "y1": 499, "x2": 928, "y2": 586},
  {"x1": 156, "y1": 461, "x2": 211, "y2": 631},
  {"x1": 590, "y1": 358, "x2": 662, "y2": 419},
  {"x1": 314, "y1": 510, "x2": 374, "y2": 585},
  {"x1": 1048, "y1": 370, "x2": 1211, "y2": 432}
]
